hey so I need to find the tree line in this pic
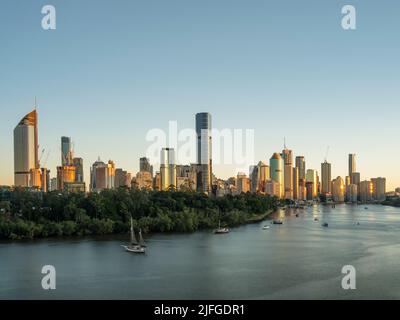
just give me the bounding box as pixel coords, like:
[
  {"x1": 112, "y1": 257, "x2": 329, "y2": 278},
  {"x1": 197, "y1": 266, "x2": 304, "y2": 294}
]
[{"x1": 0, "y1": 188, "x2": 279, "y2": 240}]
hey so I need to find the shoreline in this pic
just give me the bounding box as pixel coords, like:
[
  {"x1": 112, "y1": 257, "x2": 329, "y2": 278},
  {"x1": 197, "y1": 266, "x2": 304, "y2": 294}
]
[{"x1": 0, "y1": 209, "x2": 276, "y2": 243}]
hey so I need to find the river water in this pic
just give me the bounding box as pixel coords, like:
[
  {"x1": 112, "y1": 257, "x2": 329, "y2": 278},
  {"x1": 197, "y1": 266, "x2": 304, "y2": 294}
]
[{"x1": 1, "y1": 204, "x2": 400, "y2": 299}]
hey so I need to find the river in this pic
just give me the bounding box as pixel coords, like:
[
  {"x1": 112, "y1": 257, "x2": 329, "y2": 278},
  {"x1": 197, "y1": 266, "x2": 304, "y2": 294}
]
[{"x1": 1, "y1": 204, "x2": 400, "y2": 299}]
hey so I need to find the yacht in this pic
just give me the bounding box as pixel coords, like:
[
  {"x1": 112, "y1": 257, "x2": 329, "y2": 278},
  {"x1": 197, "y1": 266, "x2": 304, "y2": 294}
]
[
  {"x1": 214, "y1": 221, "x2": 230, "y2": 234},
  {"x1": 122, "y1": 217, "x2": 146, "y2": 254}
]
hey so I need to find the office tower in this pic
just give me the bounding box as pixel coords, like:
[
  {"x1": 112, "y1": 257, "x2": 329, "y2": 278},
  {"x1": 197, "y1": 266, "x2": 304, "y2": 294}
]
[
  {"x1": 73, "y1": 158, "x2": 84, "y2": 183},
  {"x1": 306, "y1": 169, "x2": 318, "y2": 198},
  {"x1": 13, "y1": 109, "x2": 39, "y2": 187},
  {"x1": 237, "y1": 173, "x2": 250, "y2": 194},
  {"x1": 57, "y1": 165, "x2": 76, "y2": 190},
  {"x1": 251, "y1": 161, "x2": 270, "y2": 193},
  {"x1": 140, "y1": 157, "x2": 153, "y2": 177},
  {"x1": 345, "y1": 176, "x2": 351, "y2": 187},
  {"x1": 371, "y1": 177, "x2": 386, "y2": 202},
  {"x1": 298, "y1": 178, "x2": 306, "y2": 201},
  {"x1": 295, "y1": 156, "x2": 306, "y2": 180},
  {"x1": 321, "y1": 161, "x2": 332, "y2": 195},
  {"x1": 61, "y1": 136, "x2": 73, "y2": 166},
  {"x1": 115, "y1": 169, "x2": 132, "y2": 188},
  {"x1": 346, "y1": 184, "x2": 358, "y2": 203},
  {"x1": 40, "y1": 168, "x2": 50, "y2": 193},
  {"x1": 332, "y1": 176, "x2": 345, "y2": 202},
  {"x1": 160, "y1": 148, "x2": 176, "y2": 191},
  {"x1": 265, "y1": 180, "x2": 280, "y2": 197},
  {"x1": 281, "y1": 147, "x2": 293, "y2": 199},
  {"x1": 359, "y1": 180, "x2": 373, "y2": 203},
  {"x1": 90, "y1": 158, "x2": 106, "y2": 192},
  {"x1": 106, "y1": 160, "x2": 116, "y2": 189},
  {"x1": 349, "y1": 154, "x2": 356, "y2": 182},
  {"x1": 153, "y1": 172, "x2": 161, "y2": 191},
  {"x1": 249, "y1": 165, "x2": 258, "y2": 193},
  {"x1": 351, "y1": 172, "x2": 361, "y2": 185},
  {"x1": 269, "y1": 153, "x2": 284, "y2": 198},
  {"x1": 293, "y1": 167, "x2": 299, "y2": 200},
  {"x1": 305, "y1": 182, "x2": 314, "y2": 201},
  {"x1": 196, "y1": 112, "x2": 212, "y2": 193}
]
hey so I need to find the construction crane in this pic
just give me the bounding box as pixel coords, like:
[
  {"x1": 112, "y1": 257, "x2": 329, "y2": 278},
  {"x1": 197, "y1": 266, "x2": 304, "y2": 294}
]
[
  {"x1": 42, "y1": 149, "x2": 51, "y2": 168},
  {"x1": 38, "y1": 148, "x2": 45, "y2": 166}
]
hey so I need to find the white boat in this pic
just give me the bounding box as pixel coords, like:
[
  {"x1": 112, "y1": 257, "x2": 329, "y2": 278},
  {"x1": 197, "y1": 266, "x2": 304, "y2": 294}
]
[
  {"x1": 262, "y1": 225, "x2": 270, "y2": 230},
  {"x1": 214, "y1": 220, "x2": 230, "y2": 234},
  {"x1": 122, "y1": 217, "x2": 146, "y2": 254}
]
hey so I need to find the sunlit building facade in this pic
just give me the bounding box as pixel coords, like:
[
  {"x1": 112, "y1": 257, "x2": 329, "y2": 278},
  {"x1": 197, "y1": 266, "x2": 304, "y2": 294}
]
[
  {"x1": 160, "y1": 148, "x2": 177, "y2": 191},
  {"x1": 270, "y1": 153, "x2": 284, "y2": 198},
  {"x1": 13, "y1": 110, "x2": 39, "y2": 187}
]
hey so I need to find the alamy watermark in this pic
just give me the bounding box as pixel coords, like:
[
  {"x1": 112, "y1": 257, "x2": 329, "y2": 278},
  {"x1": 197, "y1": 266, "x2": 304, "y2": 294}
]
[{"x1": 145, "y1": 121, "x2": 255, "y2": 173}]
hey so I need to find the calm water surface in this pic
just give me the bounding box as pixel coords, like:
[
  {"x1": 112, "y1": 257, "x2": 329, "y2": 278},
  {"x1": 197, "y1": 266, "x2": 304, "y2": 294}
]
[{"x1": 1, "y1": 204, "x2": 400, "y2": 299}]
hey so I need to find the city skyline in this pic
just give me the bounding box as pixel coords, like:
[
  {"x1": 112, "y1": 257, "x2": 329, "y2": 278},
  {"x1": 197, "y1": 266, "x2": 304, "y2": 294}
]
[
  {"x1": 8, "y1": 107, "x2": 392, "y2": 198},
  {"x1": 1, "y1": 1, "x2": 400, "y2": 189}
]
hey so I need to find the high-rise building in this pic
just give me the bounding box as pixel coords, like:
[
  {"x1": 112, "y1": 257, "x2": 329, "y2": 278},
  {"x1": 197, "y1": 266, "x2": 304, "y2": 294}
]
[
  {"x1": 349, "y1": 154, "x2": 356, "y2": 182},
  {"x1": 265, "y1": 179, "x2": 280, "y2": 198},
  {"x1": 359, "y1": 180, "x2": 373, "y2": 203},
  {"x1": 346, "y1": 184, "x2": 358, "y2": 203},
  {"x1": 249, "y1": 165, "x2": 258, "y2": 193},
  {"x1": 196, "y1": 112, "x2": 212, "y2": 194},
  {"x1": 73, "y1": 158, "x2": 84, "y2": 183},
  {"x1": 295, "y1": 156, "x2": 306, "y2": 180},
  {"x1": 57, "y1": 165, "x2": 76, "y2": 190},
  {"x1": 13, "y1": 109, "x2": 39, "y2": 187},
  {"x1": 351, "y1": 172, "x2": 361, "y2": 186},
  {"x1": 106, "y1": 160, "x2": 116, "y2": 189},
  {"x1": 115, "y1": 169, "x2": 132, "y2": 188},
  {"x1": 371, "y1": 177, "x2": 386, "y2": 202},
  {"x1": 332, "y1": 176, "x2": 345, "y2": 202},
  {"x1": 237, "y1": 172, "x2": 250, "y2": 194},
  {"x1": 160, "y1": 148, "x2": 177, "y2": 191},
  {"x1": 281, "y1": 147, "x2": 293, "y2": 199},
  {"x1": 140, "y1": 157, "x2": 153, "y2": 177},
  {"x1": 270, "y1": 153, "x2": 284, "y2": 198},
  {"x1": 298, "y1": 178, "x2": 306, "y2": 201},
  {"x1": 321, "y1": 161, "x2": 332, "y2": 196},
  {"x1": 90, "y1": 158, "x2": 107, "y2": 192},
  {"x1": 306, "y1": 169, "x2": 318, "y2": 199},
  {"x1": 293, "y1": 167, "x2": 299, "y2": 200},
  {"x1": 61, "y1": 136, "x2": 73, "y2": 166}
]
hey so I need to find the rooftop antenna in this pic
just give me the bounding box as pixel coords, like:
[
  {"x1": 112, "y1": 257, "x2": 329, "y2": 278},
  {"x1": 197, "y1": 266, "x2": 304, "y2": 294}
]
[
  {"x1": 284, "y1": 137, "x2": 287, "y2": 149},
  {"x1": 34, "y1": 96, "x2": 37, "y2": 110}
]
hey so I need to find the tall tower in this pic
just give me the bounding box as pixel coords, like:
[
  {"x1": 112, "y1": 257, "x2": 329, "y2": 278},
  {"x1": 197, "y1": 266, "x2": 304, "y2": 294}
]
[
  {"x1": 270, "y1": 153, "x2": 284, "y2": 198},
  {"x1": 349, "y1": 154, "x2": 356, "y2": 182},
  {"x1": 160, "y1": 148, "x2": 176, "y2": 191},
  {"x1": 61, "y1": 136, "x2": 73, "y2": 166},
  {"x1": 321, "y1": 161, "x2": 332, "y2": 195},
  {"x1": 281, "y1": 142, "x2": 293, "y2": 199},
  {"x1": 14, "y1": 109, "x2": 39, "y2": 187},
  {"x1": 196, "y1": 112, "x2": 212, "y2": 193},
  {"x1": 295, "y1": 156, "x2": 306, "y2": 180}
]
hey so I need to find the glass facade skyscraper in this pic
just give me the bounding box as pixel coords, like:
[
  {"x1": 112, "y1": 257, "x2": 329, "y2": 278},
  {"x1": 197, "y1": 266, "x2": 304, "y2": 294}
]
[{"x1": 195, "y1": 112, "x2": 212, "y2": 194}]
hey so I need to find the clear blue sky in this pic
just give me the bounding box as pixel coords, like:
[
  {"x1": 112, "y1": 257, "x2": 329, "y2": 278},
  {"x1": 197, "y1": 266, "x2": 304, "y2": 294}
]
[{"x1": 1, "y1": 0, "x2": 399, "y2": 189}]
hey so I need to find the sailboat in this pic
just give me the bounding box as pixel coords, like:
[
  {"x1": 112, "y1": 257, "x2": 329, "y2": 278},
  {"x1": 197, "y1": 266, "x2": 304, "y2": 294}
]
[
  {"x1": 121, "y1": 217, "x2": 146, "y2": 254},
  {"x1": 214, "y1": 220, "x2": 230, "y2": 234}
]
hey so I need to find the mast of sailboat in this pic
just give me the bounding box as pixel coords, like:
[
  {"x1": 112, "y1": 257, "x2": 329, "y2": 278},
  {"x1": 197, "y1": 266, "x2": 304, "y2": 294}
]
[
  {"x1": 130, "y1": 216, "x2": 138, "y2": 245},
  {"x1": 139, "y1": 228, "x2": 146, "y2": 247}
]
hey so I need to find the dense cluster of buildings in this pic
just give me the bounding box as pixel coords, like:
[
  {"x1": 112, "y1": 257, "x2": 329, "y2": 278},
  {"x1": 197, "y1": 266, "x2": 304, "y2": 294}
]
[{"x1": 10, "y1": 108, "x2": 388, "y2": 203}]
